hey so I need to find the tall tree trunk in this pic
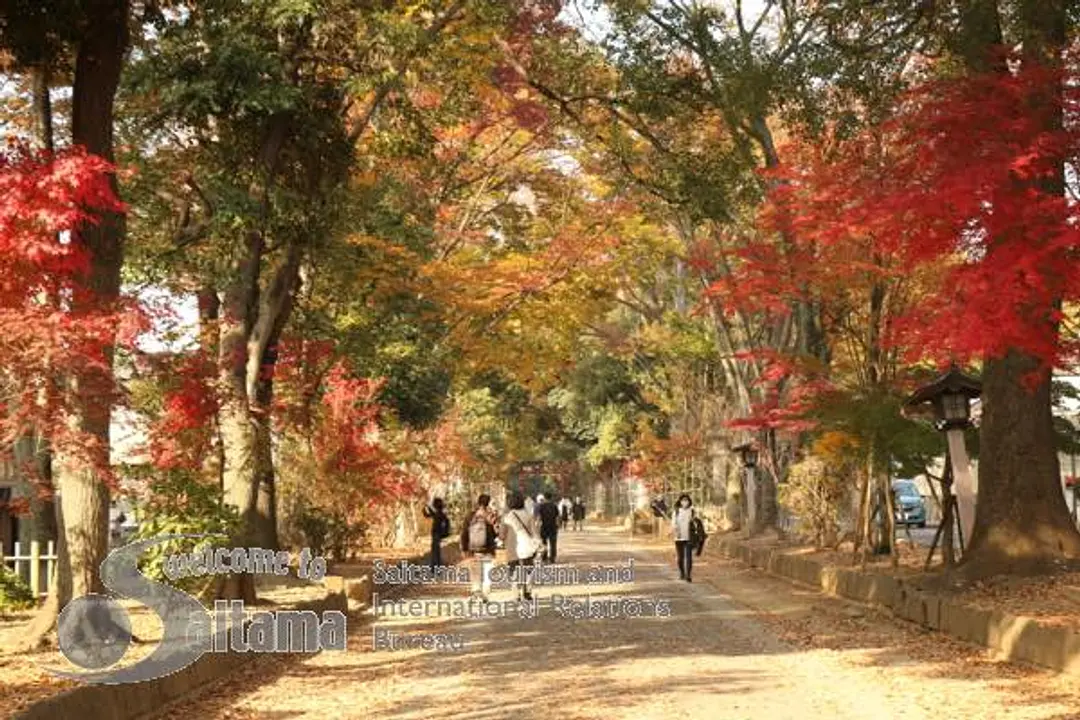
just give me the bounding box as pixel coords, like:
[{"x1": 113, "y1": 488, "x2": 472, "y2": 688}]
[
  {"x1": 24, "y1": 0, "x2": 129, "y2": 646},
  {"x1": 30, "y1": 65, "x2": 54, "y2": 153},
  {"x1": 24, "y1": 64, "x2": 57, "y2": 549},
  {"x1": 216, "y1": 232, "x2": 263, "y2": 604},
  {"x1": 856, "y1": 462, "x2": 873, "y2": 567},
  {"x1": 750, "y1": 114, "x2": 825, "y2": 529},
  {"x1": 957, "y1": 0, "x2": 1080, "y2": 578},
  {"x1": 215, "y1": 110, "x2": 289, "y2": 601},
  {"x1": 252, "y1": 373, "x2": 278, "y2": 550},
  {"x1": 882, "y1": 461, "x2": 898, "y2": 567},
  {"x1": 197, "y1": 287, "x2": 225, "y2": 485},
  {"x1": 217, "y1": 239, "x2": 302, "y2": 599},
  {"x1": 965, "y1": 352, "x2": 1080, "y2": 572},
  {"x1": 245, "y1": 241, "x2": 302, "y2": 550}
]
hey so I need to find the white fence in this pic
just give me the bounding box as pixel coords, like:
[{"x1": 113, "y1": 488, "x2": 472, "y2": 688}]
[{"x1": 2, "y1": 540, "x2": 56, "y2": 598}]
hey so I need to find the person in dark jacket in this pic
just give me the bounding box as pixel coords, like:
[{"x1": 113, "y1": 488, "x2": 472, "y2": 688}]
[
  {"x1": 537, "y1": 492, "x2": 561, "y2": 563},
  {"x1": 571, "y1": 496, "x2": 586, "y2": 531},
  {"x1": 422, "y1": 498, "x2": 450, "y2": 570}
]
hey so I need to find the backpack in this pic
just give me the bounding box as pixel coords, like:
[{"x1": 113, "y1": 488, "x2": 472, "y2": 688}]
[
  {"x1": 468, "y1": 511, "x2": 489, "y2": 552},
  {"x1": 690, "y1": 514, "x2": 707, "y2": 555}
]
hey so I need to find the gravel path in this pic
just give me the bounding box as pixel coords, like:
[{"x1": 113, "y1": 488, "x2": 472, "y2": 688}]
[{"x1": 150, "y1": 526, "x2": 1080, "y2": 720}]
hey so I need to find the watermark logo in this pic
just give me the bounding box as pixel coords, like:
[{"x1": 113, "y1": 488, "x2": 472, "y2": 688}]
[{"x1": 50, "y1": 534, "x2": 345, "y2": 685}]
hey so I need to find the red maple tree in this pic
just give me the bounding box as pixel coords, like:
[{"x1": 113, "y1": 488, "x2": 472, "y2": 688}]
[
  {"x1": 766, "y1": 60, "x2": 1080, "y2": 374},
  {"x1": 0, "y1": 142, "x2": 135, "y2": 487}
]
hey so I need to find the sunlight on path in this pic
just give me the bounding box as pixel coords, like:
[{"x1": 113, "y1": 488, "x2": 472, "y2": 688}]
[{"x1": 151, "y1": 526, "x2": 1080, "y2": 720}]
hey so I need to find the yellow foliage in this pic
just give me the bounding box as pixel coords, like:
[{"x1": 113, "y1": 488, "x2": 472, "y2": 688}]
[{"x1": 811, "y1": 431, "x2": 862, "y2": 465}]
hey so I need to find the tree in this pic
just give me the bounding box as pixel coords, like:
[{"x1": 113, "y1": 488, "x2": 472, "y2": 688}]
[
  {"x1": 514, "y1": 0, "x2": 869, "y2": 528},
  {"x1": 951, "y1": 0, "x2": 1080, "y2": 577},
  {"x1": 0, "y1": 144, "x2": 129, "y2": 646},
  {"x1": 122, "y1": 0, "x2": 476, "y2": 596},
  {"x1": 757, "y1": 0, "x2": 1080, "y2": 576},
  {"x1": 0, "y1": 0, "x2": 132, "y2": 644}
]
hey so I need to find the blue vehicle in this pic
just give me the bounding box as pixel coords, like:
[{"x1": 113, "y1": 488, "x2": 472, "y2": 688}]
[{"x1": 892, "y1": 479, "x2": 927, "y2": 528}]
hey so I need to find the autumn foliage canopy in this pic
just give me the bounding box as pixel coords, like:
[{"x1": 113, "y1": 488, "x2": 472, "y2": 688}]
[
  {"x1": 0, "y1": 142, "x2": 135, "y2": 482},
  {"x1": 703, "y1": 57, "x2": 1080, "y2": 434}
]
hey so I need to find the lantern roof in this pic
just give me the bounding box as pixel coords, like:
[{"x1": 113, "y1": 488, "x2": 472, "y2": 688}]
[{"x1": 904, "y1": 364, "x2": 982, "y2": 410}]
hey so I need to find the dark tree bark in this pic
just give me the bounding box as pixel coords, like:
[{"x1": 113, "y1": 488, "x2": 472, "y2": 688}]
[
  {"x1": 197, "y1": 287, "x2": 225, "y2": 486},
  {"x1": 249, "y1": 241, "x2": 303, "y2": 551},
  {"x1": 23, "y1": 64, "x2": 58, "y2": 550},
  {"x1": 964, "y1": 352, "x2": 1080, "y2": 574}
]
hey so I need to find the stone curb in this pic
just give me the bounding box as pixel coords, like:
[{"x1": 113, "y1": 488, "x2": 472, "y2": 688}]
[
  {"x1": 715, "y1": 537, "x2": 1080, "y2": 675},
  {"x1": 13, "y1": 591, "x2": 347, "y2": 720},
  {"x1": 14, "y1": 539, "x2": 450, "y2": 720},
  {"x1": 338, "y1": 541, "x2": 462, "y2": 610}
]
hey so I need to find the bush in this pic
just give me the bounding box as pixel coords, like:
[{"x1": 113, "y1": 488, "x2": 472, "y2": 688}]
[
  {"x1": 778, "y1": 456, "x2": 847, "y2": 548},
  {"x1": 0, "y1": 565, "x2": 35, "y2": 611},
  {"x1": 297, "y1": 507, "x2": 365, "y2": 561},
  {"x1": 122, "y1": 466, "x2": 239, "y2": 595}
]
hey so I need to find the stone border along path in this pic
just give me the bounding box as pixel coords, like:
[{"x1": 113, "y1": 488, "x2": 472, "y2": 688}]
[
  {"x1": 710, "y1": 535, "x2": 1080, "y2": 676},
  {"x1": 140, "y1": 525, "x2": 1080, "y2": 719}
]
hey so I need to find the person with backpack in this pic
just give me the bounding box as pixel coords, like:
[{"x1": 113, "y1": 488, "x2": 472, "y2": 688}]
[
  {"x1": 461, "y1": 493, "x2": 498, "y2": 600},
  {"x1": 500, "y1": 492, "x2": 542, "y2": 601},
  {"x1": 422, "y1": 497, "x2": 451, "y2": 570},
  {"x1": 671, "y1": 493, "x2": 704, "y2": 582},
  {"x1": 571, "y1": 496, "x2": 586, "y2": 531},
  {"x1": 558, "y1": 497, "x2": 571, "y2": 529},
  {"x1": 537, "y1": 492, "x2": 561, "y2": 563}
]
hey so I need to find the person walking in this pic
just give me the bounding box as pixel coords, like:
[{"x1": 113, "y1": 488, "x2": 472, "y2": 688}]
[
  {"x1": 461, "y1": 493, "x2": 498, "y2": 600},
  {"x1": 671, "y1": 493, "x2": 696, "y2": 582},
  {"x1": 572, "y1": 496, "x2": 586, "y2": 531},
  {"x1": 422, "y1": 498, "x2": 451, "y2": 570},
  {"x1": 501, "y1": 492, "x2": 541, "y2": 601},
  {"x1": 537, "y1": 492, "x2": 561, "y2": 563},
  {"x1": 559, "y1": 497, "x2": 571, "y2": 530}
]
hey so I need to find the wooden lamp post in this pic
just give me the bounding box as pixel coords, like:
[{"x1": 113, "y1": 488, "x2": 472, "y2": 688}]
[{"x1": 904, "y1": 364, "x2": 981, "y2": 568}]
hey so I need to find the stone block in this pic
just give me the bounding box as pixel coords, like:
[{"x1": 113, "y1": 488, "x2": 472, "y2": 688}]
[
  {"x1": 939, "y1": 601, "x2": 991, "y2": 646},
  {"x1": 820, "y1": 566, "x2": 839, "y2": 596},
  {"x1": 346, "y1": 575, "x2": 373, "y2": 606},
  {"x1": 865, "y1": 574, "x2": 897, "y2": 609},
  {"x1": 1060, "y1": 630, "x2": 1080, "y2": 675}
]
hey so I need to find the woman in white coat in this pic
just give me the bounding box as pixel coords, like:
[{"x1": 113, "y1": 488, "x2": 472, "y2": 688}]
[
  {"x1": 501, "y1": 492, "x2": 541, "y2": 601},
  {"x1": 671, "y1": 493, "x2": 696, "y2": 582}
]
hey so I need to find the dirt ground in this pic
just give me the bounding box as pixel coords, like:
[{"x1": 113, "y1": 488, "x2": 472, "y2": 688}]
[
  {"x1": 132, "y1": 526, "x2": 1080, "y2": 720},
  {"x1": 0, "y1": 571, "x2": 330, "y2": 717}
]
